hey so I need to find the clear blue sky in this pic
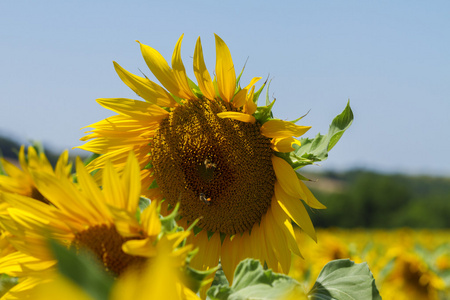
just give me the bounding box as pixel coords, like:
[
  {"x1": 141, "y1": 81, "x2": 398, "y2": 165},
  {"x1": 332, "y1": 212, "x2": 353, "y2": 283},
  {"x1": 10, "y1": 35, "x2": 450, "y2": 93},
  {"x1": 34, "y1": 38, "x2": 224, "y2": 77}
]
[{"x1": 1, "y1": 1, "x2": 449, "y2": 175}]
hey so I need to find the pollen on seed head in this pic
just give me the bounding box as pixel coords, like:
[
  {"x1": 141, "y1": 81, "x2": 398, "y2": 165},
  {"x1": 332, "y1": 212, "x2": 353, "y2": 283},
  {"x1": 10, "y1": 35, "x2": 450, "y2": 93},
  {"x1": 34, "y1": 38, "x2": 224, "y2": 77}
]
[{"x1": 150, "y1": 98, "x2": 275, "y2": 235}]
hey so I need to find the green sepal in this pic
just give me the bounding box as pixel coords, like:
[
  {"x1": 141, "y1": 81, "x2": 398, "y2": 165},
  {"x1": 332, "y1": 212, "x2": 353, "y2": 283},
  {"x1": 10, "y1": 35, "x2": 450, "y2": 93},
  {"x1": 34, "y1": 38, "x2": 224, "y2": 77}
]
[
  {"x1": 264, "y1": 79, "x2": 273, "y2": 106},
  {"x1": 138, "y1": 196, "x2": 150, "y2": 211},
  {"x1": 290, "y1": 109, "x2": 310, "y2": 123},
  {"x1": 252, "y1": 78, "x2": 267, "y2": 104},
  {"x1": 148, "y1": 179, "x2": 159, "y2": 189},
  {"x1": 188, "y1": 77, "x2": 203, "y2": 98},
  {"x1": 295, "y1": 171, "x2": 312, "y2": 182},
  {"x1": 254, "y1": 98, "x2": 276, "y2": 125},
  {"x1": 206, "y1": 230, "x2": 215, "y2": 240},
  {"x1": 235, "y1": 62, "x2": 247, "y2": 89},
  {"x1": 170, "y1": 93, "x2": 183, "y2": 105},
  {"x1": 185, "y1": 265, "x2": 218, "y2": 294},
  {"x1": 31, "y1": 140, "x2": 45, "y2": 156},
  {"x1": 144, "y1": 160, "x2": 153, "y2": 169},
  {"x1": 192, "y1": 225, "x2": 203, "y2": 236},
  {"x1": 0, "y1": 158, "x2": 6, "y2": 176},
  {"x1": 219, "y1": 232, "x2": 227, "y2": 244},
  {"x1": 207, "y1": 259, "x2": 305, "y2": 300},
  {"x1": 83, "y1": 153, "x2": 100, "y2": 166},
  {"x1": 49, "y1": 240, "x2": 114, "y2": 300},
  {"x1": 308, "y1": 259, "x2": 382, "y2": 300},
  {"x1": 159, "y1": 202, "x2": 180, "y2": 233},
  {"x1": 0, "y1": 274, "x2": 18, "y2": 296},
  {"x1": 211, "y1": 266, "x2": 229, "y2": 287},
  {"x1": 289, "y1": 101, "x2": 353, "y2": 169}
]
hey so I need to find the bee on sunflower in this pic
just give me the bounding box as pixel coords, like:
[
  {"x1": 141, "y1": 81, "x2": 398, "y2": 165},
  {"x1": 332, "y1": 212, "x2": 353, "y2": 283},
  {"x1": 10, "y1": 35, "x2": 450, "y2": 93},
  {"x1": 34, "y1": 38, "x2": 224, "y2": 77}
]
[{"x1": 77, "y1": 34, "x2": 353, "y2": 285}]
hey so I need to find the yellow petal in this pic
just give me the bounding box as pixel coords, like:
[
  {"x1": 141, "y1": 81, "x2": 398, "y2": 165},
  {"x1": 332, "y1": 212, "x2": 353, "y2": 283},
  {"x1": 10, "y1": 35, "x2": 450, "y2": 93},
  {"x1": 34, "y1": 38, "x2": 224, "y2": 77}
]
[
  {"x1": 141, "y1": 200, "x2": 161, "y2": 237},
  {"x1": 138, "y1": 39, "x2": 194, "y2": 100},
  {"x1": 299, "y1": 180, "x2": 326, "y2": 209},
  {"x1": 217, "y1": 111, "x2": 255, "y2": 123},
  {"x1": 77, "y1": 136, "x2": 147, "y2": 154},
  {"x1": 189, "y1": 231, "x2": 220, "y2": 271},
  {"x1": 215, "y1": 34, "x2": 235, "y2": 102},
  {"x1": 264, "y1": 207, "x2": 291, "y2": 273},
  {"x1": 31, "y1": 171, "x2": 99, "y2": 225},
  {"x1": 121, "y1": 151, "x2": 141, "y2": 213},
  {"x1": 194, "y1": 37, "x2": 215, "y2": 100},
  {"x1": 249, "y1": 222, "x2": 262, "y2": 263},
  {"x1": 243, "y1": 77, "x2": 262, "y2": 90},
  {"x1": 18, "y1": 145, "x2": 27, "y2": 173},
  {"x1": 171, "y1": 34, "x2": 196, "y2": 100},
  {"x1": 244, "y1": 85, "x2": 257, "y2": 115},
  {"x1": 54, "y1": 150, "x2": 71, "y2": 179},
  {"x1": 259, "y1": 214, "x2": 279, "y2": 273},
  {"x1": 261, "y1": 120, "x2": 311, "y2": 138},
  {"x1": 271, "y1": 155, "x2": 303, "y2": 199},
  {"x1": 271, "y1": 137, "x2": 301, "y2": 152},
  {"x1": 33, "y1": 275, "x2": 93, "y2": 300},
  {"x1": 220, "y1": 235, "x2": 240, "y2": 283},
  {"x1": 113, "y1": 62, "x2": 177, "y2": 107},
  {"x1": 270, "y1": 196, "x2": 303, "y2": 256},
  {"x1": 96, "y1": 98, "x2": 169, "y2": 121},
  {"x1": 74, "y1": 157, "x2": 109, "y2": 217},
  {"x1": 274, "y1": 182, "x2": 316, "y2": 242},
  {"x1": 122, "y1": 238, "x2": 157, "y2": 257},
  {"x1": 231, "y1": 88, "x2": 248, "y2": 108},
  {"x1": 102, "y1": 159, "x2": 126, "y2": 209},
  {"x1": 0, "y1": 158, "x2": 25, "y2": 180}
]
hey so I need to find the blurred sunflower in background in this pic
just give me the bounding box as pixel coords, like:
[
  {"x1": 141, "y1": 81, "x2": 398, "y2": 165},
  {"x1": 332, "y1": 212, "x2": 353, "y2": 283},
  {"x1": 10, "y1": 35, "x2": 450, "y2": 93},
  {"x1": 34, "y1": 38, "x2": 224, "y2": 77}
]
[
  {"x1": 0, "y1": 145, "x2": 72, "y2": 205},
  {"x1": 381, "y1": 250, "x2": 446, "y2": 300},
  {"x1": 32, "y1": 236, "x2": 200, "y2": 300},
  {"x1": 0, "y1": 152, "x2": 195, "y2": 298},
  {"x1": 78, "y1": 34, "x2": 327, "y2": 284}
]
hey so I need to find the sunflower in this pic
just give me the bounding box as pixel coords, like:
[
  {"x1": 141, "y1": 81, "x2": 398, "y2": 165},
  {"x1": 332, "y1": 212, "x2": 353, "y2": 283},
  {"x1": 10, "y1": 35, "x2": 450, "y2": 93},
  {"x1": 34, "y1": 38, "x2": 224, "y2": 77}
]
[
  {"x1": 381, "y1": 250, "x2": 446, "y2": 300},
  {"x1": 31, "y1": 249, "x2": 200, "y2": 300},
  {"x1": 78, "y1": 34, "x2": 326, "y2": 282},
  {"x1": 0, "y1": 152, "x2": 193, "y2": 298},
  {"x1": 0, "y1": 145, "x2": 72, "y2": 205}
]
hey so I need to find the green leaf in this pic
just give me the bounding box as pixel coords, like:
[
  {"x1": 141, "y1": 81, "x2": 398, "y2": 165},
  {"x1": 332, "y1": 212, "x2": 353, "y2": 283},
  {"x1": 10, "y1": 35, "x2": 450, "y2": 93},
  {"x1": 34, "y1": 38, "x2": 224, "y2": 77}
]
[
  {"x1": 207, "y1": 259, "x2": 306, "y2": 300},
  {"x1": 211, "y1": 267, "x2": 229, "y2": 287},
  {"x1": 0, "y1": 274, "x2": 18, "y2": 297},
  {"x1": 252, "y1": 77, "x2": 267, "y2": 104},
  {"x1": 290, "y1": 101, "x2": 353, "y2": 169},
  {"x1": 309, "y1": 259, "x2": 381, "y2": 300},
  {"x1": 49, "y1": 240, "x2": 114, "y2": 300},
  {"x1": 83, "y1": 153, "x2": 100, "y2": 166},
  {"x1": 185, "y1": 265, "x2": 218, "y2": 294},
  {"x1": 138, "y1": 196, "x2": 150, "y2": 211},
  {"x1": 254, "y1": 98, "x2": 276, "y2": 125}
]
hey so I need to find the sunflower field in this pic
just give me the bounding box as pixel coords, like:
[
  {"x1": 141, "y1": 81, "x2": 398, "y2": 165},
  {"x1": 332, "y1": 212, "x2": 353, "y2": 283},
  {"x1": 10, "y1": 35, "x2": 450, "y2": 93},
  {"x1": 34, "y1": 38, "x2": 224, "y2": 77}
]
[{"x1": 0, "y1": 34, "x2": 448, "y2": 299}]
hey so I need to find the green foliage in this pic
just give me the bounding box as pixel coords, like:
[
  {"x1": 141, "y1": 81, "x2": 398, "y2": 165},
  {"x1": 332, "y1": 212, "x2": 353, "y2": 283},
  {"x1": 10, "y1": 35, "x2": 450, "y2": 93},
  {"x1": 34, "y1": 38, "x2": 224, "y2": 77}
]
[
  {"x1": 0, "y1": 274, "x2": 18, "y2": 297},
  {"x1": 207, "y1": 259, "x2": 381, "y2": 300},
  {"x1": 289, "y1": 101, "x2": 353, "y2": 169},
  {"x1": 309, "y1": 259, "x2": 381, "y2": 300},
  {"x1": 49, "y1": 240, "x2": 114, "y2": 300},
  {"x1": 308, "y1": 170, "x2": 450, "y2": 228},
  {"x1": 207, "y1": 259, "x2": 305, "y2": 300}
]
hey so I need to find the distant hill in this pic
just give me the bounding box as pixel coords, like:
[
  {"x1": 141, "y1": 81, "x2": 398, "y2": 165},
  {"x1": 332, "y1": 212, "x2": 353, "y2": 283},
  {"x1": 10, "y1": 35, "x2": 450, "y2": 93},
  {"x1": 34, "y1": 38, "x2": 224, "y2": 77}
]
[{"x1": 304, "y1": 170, "x2": 450, "y2": 229}]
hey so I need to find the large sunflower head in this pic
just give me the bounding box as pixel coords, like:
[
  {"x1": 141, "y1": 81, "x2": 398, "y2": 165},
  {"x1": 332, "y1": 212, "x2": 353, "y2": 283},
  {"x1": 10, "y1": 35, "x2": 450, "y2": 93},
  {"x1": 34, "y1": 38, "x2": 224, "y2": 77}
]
[{"x1": 78, "y1": 34, "x2": 330, "y2": 282}]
